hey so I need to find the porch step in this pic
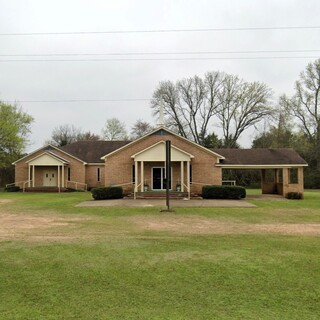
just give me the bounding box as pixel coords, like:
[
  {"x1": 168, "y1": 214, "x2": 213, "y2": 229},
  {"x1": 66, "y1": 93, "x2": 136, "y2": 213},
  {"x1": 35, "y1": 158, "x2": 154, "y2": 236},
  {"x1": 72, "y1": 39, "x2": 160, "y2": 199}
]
[
  {"x1": 24, "y1": 187, "x2": 68, "y2": 193},
  {"x1": 124, "y1": 192, "x2": 202, "y2": 199}
]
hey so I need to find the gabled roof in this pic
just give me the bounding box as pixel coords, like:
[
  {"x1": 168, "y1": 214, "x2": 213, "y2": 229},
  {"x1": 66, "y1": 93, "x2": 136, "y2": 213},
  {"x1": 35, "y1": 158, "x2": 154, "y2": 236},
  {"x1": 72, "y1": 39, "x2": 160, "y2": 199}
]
[
  {"x1": 59, "y1": 140, "x2": 130, "y2": 163},
  {"x1": 131, "y1": 140, "x2": 194, "y2": 161},
  {"x1": 26, "y1": 152, "x2": 69, "y2": 165},
  {"x1": 213, "y1": 148, "x2": 308, "y2": 167},
  {"x1": 13, "y1": 144, "x2": 86, "y2": 165},
  {"x1": 101, "y1": 126, "x2": 225, "y2": 160}
]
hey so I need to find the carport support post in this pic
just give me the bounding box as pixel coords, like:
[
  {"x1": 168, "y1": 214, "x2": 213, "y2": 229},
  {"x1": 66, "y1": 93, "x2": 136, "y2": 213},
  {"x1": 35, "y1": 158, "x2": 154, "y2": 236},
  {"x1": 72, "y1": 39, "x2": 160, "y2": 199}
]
[{"x1": 165, "y1": 140, "x2": 171, "y2": 210}]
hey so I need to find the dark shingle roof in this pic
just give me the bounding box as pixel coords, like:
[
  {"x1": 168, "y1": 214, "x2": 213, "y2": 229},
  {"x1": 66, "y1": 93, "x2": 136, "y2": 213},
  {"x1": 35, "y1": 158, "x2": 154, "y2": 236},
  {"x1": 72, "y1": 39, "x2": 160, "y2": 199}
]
[
  {"x1": 56, "y1": 140, "x2": 307, "y2": 166},
  {"x1": 212, "y1": 148, "x2": 307, "y2": 166},
  {"x1": 58, "y1": 140, "x2": 130, "y2": 163}
]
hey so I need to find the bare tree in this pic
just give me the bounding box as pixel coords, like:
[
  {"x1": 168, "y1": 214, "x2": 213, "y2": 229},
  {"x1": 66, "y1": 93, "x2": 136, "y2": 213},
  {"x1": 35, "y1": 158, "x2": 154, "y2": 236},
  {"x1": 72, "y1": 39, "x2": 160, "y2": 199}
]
[
  {"x1": 102, "y1": 118, "x2": 128, "y2": 141},
  {"x1": 48, "y1": 124, "x2": 82, "y2": 146},
  {"x1": 252, "y1": 95, "x2": 294, "y2": 149},
  {"x1": 285, "y1": 58, "x2": 320, "y2": 169},
  {"x1": 77, "y1": 131, "x2": 100, "y2": 141},
  {"x1": 151, "y1": 71, "x2": 272, "y2": 147},
  {"x1": 151, "y1": 72, "x2": 223, "y2": 145},
  {"x1": 217, "y1": 74, "x2": 273, "y2": 147},
  {"x1": 130, "y1": 120, "x2": 153, "y2": 139},
  {"x1": 47, "y1": 125, "x2": 100, "y2": 146}
]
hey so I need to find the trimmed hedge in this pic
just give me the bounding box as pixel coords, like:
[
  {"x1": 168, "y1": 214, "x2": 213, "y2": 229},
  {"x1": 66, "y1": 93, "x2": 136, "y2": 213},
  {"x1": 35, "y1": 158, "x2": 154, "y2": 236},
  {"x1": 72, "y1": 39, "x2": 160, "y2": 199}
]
[
  {"x1": 202, "y1": 185, "x2": 246, "y2": 199},
  {"x1": 91, "y1": 186, "x2": 123, "y2": 200},
  {"x1": 5, "y1": 186, "x2": 21, "y2": 192}
]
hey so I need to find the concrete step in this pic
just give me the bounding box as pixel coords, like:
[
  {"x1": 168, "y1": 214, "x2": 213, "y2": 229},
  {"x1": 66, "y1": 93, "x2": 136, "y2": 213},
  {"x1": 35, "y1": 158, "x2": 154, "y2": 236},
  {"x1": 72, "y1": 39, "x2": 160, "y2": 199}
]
[
  {"x1": 124, "y1": 192, "x2": 202, "y2": 200},
  {"x1": 24, "y1": 187, "x2": 68, "y2": 193}
]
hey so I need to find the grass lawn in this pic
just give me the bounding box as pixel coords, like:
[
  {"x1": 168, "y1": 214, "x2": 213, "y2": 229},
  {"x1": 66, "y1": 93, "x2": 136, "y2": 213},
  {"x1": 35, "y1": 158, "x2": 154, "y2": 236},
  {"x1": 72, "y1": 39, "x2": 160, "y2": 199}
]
[{"x1": 0, "y1": 190, "x2": 319, "y2": 319}]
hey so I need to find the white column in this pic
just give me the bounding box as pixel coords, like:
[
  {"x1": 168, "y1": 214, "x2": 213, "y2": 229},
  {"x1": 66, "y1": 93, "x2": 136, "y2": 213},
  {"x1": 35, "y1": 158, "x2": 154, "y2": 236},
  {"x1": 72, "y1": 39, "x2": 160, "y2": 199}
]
[
  {"x1": 28, "y1": 164, "x2": 31, "y2": 187},
  {"x1": 62, "y1": 165, "x2": 65, "y2": 188},
  {"x1": 187, "y1": 161, "x2": 190, "y2": 199},
  {"x1": 181, "y1": 161, "x2": 184, "y2": 192},
  {"x1": 58, "y1": 165, "x2": 60, "y2": 192},
  {"x1": 134, "y1": 161, "x2": 138, "y2": 193},
  {"x1": 32, "y1": 165, "x2": 35, "y2": 187},
  {"x1": 140, "y1": 161, "x2": 144, "y2": 192}
]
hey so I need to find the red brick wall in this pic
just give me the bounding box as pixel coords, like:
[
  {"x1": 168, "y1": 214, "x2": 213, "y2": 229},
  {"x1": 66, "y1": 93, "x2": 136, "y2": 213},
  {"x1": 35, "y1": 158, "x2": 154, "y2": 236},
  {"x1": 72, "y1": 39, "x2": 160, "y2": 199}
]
[
  {"x1": 14, "y1": 147, "x2": 86, "y2": 187},
  {"x1": 105, "y1": 135, "x2": 222, "y2": 194}
]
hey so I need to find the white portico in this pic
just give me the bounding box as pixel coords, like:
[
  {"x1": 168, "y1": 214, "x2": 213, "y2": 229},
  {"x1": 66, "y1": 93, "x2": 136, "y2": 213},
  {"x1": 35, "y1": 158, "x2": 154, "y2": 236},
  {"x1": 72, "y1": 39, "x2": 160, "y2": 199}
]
[
  {"x1": 131, "y1": 141, "x2": 194, "y2": 198},
  {"x1": 26, "y1": 152, "x2": 69, "y2": 191}
]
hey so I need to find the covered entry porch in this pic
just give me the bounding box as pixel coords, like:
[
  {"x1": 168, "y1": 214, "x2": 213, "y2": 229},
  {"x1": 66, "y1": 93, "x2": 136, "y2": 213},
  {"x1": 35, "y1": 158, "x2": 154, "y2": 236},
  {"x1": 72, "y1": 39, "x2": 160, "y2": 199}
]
[
  {"x1": 25, "y1": 152, "x2": 69, "y2": 192},
  {"x1": 131, "y1": 141, "x2": 194, "y2": 199}
]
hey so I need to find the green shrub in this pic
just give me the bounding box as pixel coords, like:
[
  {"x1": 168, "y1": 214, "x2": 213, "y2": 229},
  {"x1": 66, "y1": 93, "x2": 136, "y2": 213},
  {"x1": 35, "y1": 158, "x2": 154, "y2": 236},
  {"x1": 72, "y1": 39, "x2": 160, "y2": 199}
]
[
  {"x1": 202, "y1": 185, "x2": 246, "y2": 199},
  {"x1": 287, "y1": 192, "x2": 303, "y2": 200},
  {"x1": 5, "y1": 186, "x2": 21, "y2": 192},
  {"x1": 91, "y1": 186, "x2": 123, "y2": 200}
]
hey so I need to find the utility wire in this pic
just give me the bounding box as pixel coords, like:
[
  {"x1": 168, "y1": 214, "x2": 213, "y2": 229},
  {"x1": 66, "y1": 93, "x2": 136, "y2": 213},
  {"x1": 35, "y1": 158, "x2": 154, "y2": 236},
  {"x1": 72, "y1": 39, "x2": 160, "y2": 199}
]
[
  {"x1": 0, "y1": 56, "x2": 318, "y2": 62},
  {"x1": 0, "y1": 49, "x2": 319, "y2": 57},
  {"x1": 0, "y1": 25, "x2": 319, "y2": 36},
  {"x1": 6, "y1": 99, "x2": 151, "y2": 103}
]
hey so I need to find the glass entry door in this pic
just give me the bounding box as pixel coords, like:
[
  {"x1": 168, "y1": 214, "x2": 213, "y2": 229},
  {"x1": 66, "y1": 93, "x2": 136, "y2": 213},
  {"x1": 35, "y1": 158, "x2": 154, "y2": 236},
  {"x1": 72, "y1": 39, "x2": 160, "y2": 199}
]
[{"x1": 152, "y1": 167, "x2": 171, "y2": 190}]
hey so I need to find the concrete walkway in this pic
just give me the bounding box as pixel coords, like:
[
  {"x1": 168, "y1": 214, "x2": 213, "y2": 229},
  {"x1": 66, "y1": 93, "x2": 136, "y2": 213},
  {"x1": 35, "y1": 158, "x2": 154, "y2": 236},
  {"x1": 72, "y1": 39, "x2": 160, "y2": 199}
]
[{"x1": 76, "y1": 198, "x2": 256, "y2": 208}]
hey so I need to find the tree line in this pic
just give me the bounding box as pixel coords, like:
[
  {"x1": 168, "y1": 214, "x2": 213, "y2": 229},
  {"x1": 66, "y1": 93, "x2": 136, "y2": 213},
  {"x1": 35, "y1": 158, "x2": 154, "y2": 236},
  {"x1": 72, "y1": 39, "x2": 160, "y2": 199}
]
[{"x1": 1, "y1": 58, "x2": 319, "y2": 187}]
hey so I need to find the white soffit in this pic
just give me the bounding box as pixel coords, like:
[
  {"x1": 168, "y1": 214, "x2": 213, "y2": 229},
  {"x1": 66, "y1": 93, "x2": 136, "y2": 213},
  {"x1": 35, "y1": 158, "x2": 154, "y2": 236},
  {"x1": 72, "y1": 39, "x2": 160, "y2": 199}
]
[
  {"x1": 131, "y1": 141, "x2": 194, "y2": 162},
  {"x1": 26, "y1": 152, "x2": 68, "y2": 166}
]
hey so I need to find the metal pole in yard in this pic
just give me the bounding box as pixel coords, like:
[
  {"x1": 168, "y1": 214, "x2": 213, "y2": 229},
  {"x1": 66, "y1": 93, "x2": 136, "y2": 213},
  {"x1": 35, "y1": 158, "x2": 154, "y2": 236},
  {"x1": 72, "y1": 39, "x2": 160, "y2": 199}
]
[{"x1": 165, "y1": 140, "x2": 171, "y2": 210}]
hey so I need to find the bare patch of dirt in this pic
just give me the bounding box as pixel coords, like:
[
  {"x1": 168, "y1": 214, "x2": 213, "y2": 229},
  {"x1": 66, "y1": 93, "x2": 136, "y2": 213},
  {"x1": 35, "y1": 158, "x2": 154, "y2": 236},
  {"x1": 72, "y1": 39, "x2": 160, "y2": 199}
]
[
  {"x1": 128, "y1": 216, "x2": 320, "y2": 236},
  {"x1": 0, "y1": 199, "x2": 14, "y2": 204},
  {"x1": 0, "y1": 212, "x2": 92, "y2": 242}
]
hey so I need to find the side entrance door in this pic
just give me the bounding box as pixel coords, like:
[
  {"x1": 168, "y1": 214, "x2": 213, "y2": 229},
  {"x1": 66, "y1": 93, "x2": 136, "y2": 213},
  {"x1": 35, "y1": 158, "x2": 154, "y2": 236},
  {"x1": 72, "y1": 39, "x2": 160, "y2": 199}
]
[{"x1": 43, "y1": 170, "x2": 57, "y2": 186}]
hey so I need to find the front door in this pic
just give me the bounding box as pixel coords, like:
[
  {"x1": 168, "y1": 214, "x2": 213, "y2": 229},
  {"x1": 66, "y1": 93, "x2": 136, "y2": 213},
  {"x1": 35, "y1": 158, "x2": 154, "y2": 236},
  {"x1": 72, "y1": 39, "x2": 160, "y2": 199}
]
[
  {"x1": 152, "y1": 167, "x2": 172, "y2": 190},
  {"x1": 43, "y1": 170, "x2": 57, "y2": 187}
]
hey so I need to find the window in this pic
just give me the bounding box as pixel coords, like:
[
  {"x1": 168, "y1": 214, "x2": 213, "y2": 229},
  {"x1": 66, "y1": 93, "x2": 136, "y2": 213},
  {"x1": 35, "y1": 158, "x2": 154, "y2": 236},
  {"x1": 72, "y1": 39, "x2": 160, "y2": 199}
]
[
  {"x1": 67, "y1": 168, "x2": 71, "y2": 181},
  {"x1": 289, "y1": 168, "x2": 298, "y2": 184},
  {"x1": 132, "y1": 165, "x2": 135, "y2": 183},
  {"x1": 97, "y1": 168, "x2": 100, "y2": 182},
  {"x1": 189, "y1": 164, "x2": 192, "y2": 184}
]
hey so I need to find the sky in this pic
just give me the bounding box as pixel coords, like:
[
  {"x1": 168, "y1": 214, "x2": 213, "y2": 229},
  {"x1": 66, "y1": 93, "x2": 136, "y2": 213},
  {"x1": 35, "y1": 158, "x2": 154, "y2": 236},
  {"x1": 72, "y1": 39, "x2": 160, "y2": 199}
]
[{"x1": 0, "y1": 0, "x2": 319, "y2": 152}]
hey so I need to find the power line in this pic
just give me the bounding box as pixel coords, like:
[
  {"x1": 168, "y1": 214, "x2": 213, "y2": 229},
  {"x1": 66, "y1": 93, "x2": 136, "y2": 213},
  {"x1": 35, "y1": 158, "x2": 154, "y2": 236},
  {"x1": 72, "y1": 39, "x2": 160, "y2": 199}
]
[
  {"x1": 6, "y1": 98, "x2": 151, "y2": 103},
  {"x1": 0, "y1": 25, "x2": 319, "y2": 36},
  {"x1": 0, "y1": 56, "x2": 318, "y2": 62},
  {"x1": 0, "y1": 49, "x2": 319, "y2": 57}
]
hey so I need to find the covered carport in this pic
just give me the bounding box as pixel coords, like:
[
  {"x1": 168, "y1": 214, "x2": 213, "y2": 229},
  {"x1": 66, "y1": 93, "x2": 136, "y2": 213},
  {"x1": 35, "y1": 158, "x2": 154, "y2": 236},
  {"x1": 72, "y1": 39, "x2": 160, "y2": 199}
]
[{"x1": 213, "y1": 148, "x2": 308, "y2": 198}]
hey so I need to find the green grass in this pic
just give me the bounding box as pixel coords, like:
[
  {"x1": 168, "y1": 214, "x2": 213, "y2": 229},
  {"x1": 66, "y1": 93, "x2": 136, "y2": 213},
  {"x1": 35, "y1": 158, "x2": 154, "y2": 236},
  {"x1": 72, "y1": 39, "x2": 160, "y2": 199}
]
[{"x1": 0, "y1": 191, "x2": 320, "y2": 319}]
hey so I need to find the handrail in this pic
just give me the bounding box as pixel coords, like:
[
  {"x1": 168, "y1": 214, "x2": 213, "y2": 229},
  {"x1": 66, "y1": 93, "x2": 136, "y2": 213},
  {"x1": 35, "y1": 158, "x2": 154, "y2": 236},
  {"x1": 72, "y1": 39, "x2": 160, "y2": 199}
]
[
  {"x1": 113, "y1": 182, "x2": 133, "y2": 187},
  {"x1": 5, "y1": 182, "x2": 16, "y2": 188},
  {"x1": 222, "y1": 180, "x2": 236, "y2": 186},
  {"x1": 182, "y1": 182, "x2": 190, "y2": 199},
  {"x1": 191, "y1": 182, "x2": 208, "y2": 185},
  {"x1": 6, "y1": 181, "x2": 29, "y2": 188},
  {"x1": 22, "y1": 180, "x2": 32, "y2": 192},
  {"x1": 134, "y1": 182, "x2": 142, "y2": 199},
  {"x1": 6, "y1": 180, "x2": 32, "y2": 192},
  {"x1": 66, "y1": 180, "x2": 87, "y2": 191}
]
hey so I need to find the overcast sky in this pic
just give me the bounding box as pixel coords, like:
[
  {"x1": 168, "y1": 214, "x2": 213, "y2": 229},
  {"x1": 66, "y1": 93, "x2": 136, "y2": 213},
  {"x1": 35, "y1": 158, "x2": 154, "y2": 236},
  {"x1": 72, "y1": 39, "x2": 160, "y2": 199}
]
[{"x1": 0, "y1": 0, "x2": 319, "y2": 152}]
